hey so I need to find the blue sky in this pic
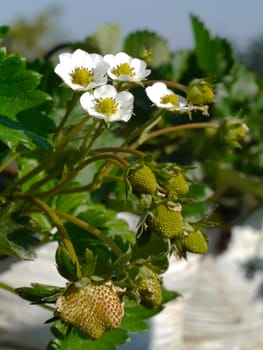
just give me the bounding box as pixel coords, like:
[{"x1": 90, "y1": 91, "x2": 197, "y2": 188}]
[{"x1": 1, "y1": 0, "x2": 263, "y2": 51}]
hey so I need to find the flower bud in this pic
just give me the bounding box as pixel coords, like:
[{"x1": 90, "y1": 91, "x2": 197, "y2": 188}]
[
  {"x1": 223, "y1": 118, "x2": 249, "y2": 148},
  {"x1": 187, "y1": 79, "x2": 214, "y2": 105}
]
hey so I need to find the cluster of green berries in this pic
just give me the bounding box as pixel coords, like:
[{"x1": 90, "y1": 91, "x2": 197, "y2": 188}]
[
  {"x1": 127, "y1": 162, "x2": 187, "y2": 238},
  {"x1": 126, "y1": 162, "x2": 189, "y2": 199},
  {"x1": 126, "y1": 162, "x2": 208, "y2": 253}
]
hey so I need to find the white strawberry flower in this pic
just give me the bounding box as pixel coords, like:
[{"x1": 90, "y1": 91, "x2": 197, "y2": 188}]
[
  {"x1": 80, "y1": 84, "x2": 134, "y2": 123},
  {"x1": 104, "y1": 52, "x2": 151, "y2": 82},
  {"x1": 54, "y1": 49, "x2": 109, "y2": 91},
  {"x1": 146, "y1": 82, "x2": 189, "y2": 111}
]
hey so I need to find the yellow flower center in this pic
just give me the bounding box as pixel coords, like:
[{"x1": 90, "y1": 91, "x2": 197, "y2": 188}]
[
  {"x1": 70, "y1": 67, "x2": 94, "y2": 87},
  {"x1": 160, "y1": 94, "x2": 179, "y2": 106},
  {"x1": 112, "y1": 63, "x2": 134, "y2": 77},
  {"x1": 96, "y1": 98, "x2": 118, "y2": 116}
]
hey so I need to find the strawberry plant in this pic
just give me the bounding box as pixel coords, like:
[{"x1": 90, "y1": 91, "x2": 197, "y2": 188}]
[{"x1": 0, "y1": 14, "x2": 261, "y2": 350}]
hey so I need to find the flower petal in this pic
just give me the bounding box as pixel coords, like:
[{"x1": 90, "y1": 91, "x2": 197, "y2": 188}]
[
  {"x1": 104, "y1": 52, "x2": 151, "y2": 82},
  {"x1": 54, "y1": 49, "x2": 109, "y2": 91},
  {"x1": 80, "y1": 85, "x2": 134, "y2": 123}
]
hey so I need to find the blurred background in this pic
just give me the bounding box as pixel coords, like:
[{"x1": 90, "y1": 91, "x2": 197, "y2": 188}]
[{"x1": 0, "y1": 0, "x2": 263, "y2": 68}]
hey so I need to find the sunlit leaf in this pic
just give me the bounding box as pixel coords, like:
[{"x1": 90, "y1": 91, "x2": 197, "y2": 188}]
[
  {"x1": 171, "y1": 50, "x2": 192, "y2": 82},
  {"x1": 124, "y1": 30, "x2": 170, "y2": 68},
  {"x1": 93, "y1": 23, "x2": 121, "y2": 55},
  {"x1": 191, "y1": 15, "x2": 234, "y2": 78}
]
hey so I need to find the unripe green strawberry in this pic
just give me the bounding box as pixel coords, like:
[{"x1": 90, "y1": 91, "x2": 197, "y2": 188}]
[
  {"x1": 164, "y1": 172, "x2": 189, "y2": 196},
  {"x1": 56, "y1": 282, "x2": 124, "y2": 340},
  {"x1": 147, "y1": 203, "x2": 184, "y2": 239},
  {"x1": 136, "y1": 267, "x2": 162, "y2": 309},
  {"x1": 187, "y1": 79, "x2": 214, "y2": 105},
  {"x1": 183, "y1": 230, "x2": 208, "y2": 254},
  {"x1": 127, "y1": 164, "x2": 157, "y2": 195}
]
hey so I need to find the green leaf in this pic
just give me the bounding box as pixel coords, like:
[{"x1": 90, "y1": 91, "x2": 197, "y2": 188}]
[
  {"x1": 124, "y1": 30, "x2": 170, "y2": 68},
  {"x1": 104, "y1": 219, "x2": 136, "y2": 247},
  {"x1": 170, "y1": 50, "x2": 192, "y2": 82},
  {"x1": 186, "y1": 183, "x2": 214, "y2": 202},
  {"x1": 182, "y1": 201, "x2": 215, "y2": 222},
  {"x1": 121, "y1": 315, "x2": 149, "y2": 332},
  {"x1": 55, "y1": 190, "x2": 88, "y2": 214},
  {"x1": 121, "y1": 297, "x2": 159, "y2": 332},
  {"x1": 191, "y1": 15, "x2": 234, "y2": 78},
  {"x1": 17, "y1": 109, "x2": 56, "y2": 137},
  {"x1": 0, "y1": 207, "x2": 38, "y2": 259},
  {"x1": 93, "y1": 23, "x2": 121, "y2": 55},
  {"x1": 0, "y1": 229, "x2": 37, "y2": 259},
  {"x1": 0, "y1": 115, "x2": 51, "y2": 151},
  {"x1": 78, "y1": 204, "x2": 136, "y2": 247},
  {"x1": 49, "y1": 325, "x2": 129, "y2": 350},
  {"x1": 65, "y1": 218, "x2": 115, "y2": 277},
  {"x1": 0, "y1": 202, "x2": 39, "y2": 259},
  {"x1": 162, "y1": 287, "x2": 181, "y2": 304},
  {"x1": 0, "y1": 48, "x2": 51, "y2": 120},
  {"x1": 182, "y1": 183, "x2": 215, "y2": 221},
  {"x1": 229, "y1": 64, "x2": 258, "y2": 103},
  {"x1": 132, "y1": 232, "x2": 170, "y2": 273}
]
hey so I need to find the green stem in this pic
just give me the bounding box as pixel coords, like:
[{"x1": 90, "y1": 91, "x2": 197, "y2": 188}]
[
  {"x1": 35, "y1": 154, "x2": 127, "y2": 200},
  {"x1": 144, "y1": 122, "x2": 219, "y2": 142},
  {"x1": 13, "y1": 116, "x2": 92, "y2": 195},
  {"x1": 0, "y1": 152, "x2": 19, "y2": 173},
  {"x1": 54, "y1": 209, "x2": 123, "y2": 257},
  {"x1": 86, "y1": 111, "x2": 164, "y2": 190},
  {"x1": 26, "y1": 168, "x2": 62, "y2": 195},
  {"x1": 37, "y1": 171, "x2": 78, "y2": 199},
  {"x1": 76, "y1": 153, "x2": 129, "y2": 171},
  {"x1": 15, "y1": 193, "x2": 82, "y2": 279},
  {"x1": 53, "y1": 92, "x2": 81, "y2": 141},
  {"x1": 92, "y1": 147, "x2": 145, "y2": 158},
  {"x1": 80, "y1": 119, "x2": 105, "y2": 155},
  {"x1": 1, "y1": 160, "x2": 47, "y2": 199},
  {"x1": 60, "y1": 184, "x2": 94, "y2": 194},
  {"x1": 61, "y1": 174, "x2": 123, "y2": 194},
  {"x1": 129, "y1": 115, "x2": 163, "y2": 149},
  {"x1": 122, "y1": 109, "x2": 165, "y2": 147},
  {"x1": 0, "y1": 281, "x2": 17, "y2": 295},
  {"x1": 57, "y1": 115, "x2": 91, "y2": 150},
  {"x1": 5, "y1": 149, "x2": 70, "y2": 196}
]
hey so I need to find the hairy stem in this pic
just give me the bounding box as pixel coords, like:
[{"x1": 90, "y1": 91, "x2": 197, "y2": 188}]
[
  {"x1": 92, "y1": 147, "x2": 145, "y2": 158},
  {"x1": 144, "y1": 122, "x2": 219, "y2": 142},
  {"x1": 0, "y1": 152, "x2": 19, "y2": 173},
  {"x1": 53, "y1": 92, "x2": 80, "y2": 141}
]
